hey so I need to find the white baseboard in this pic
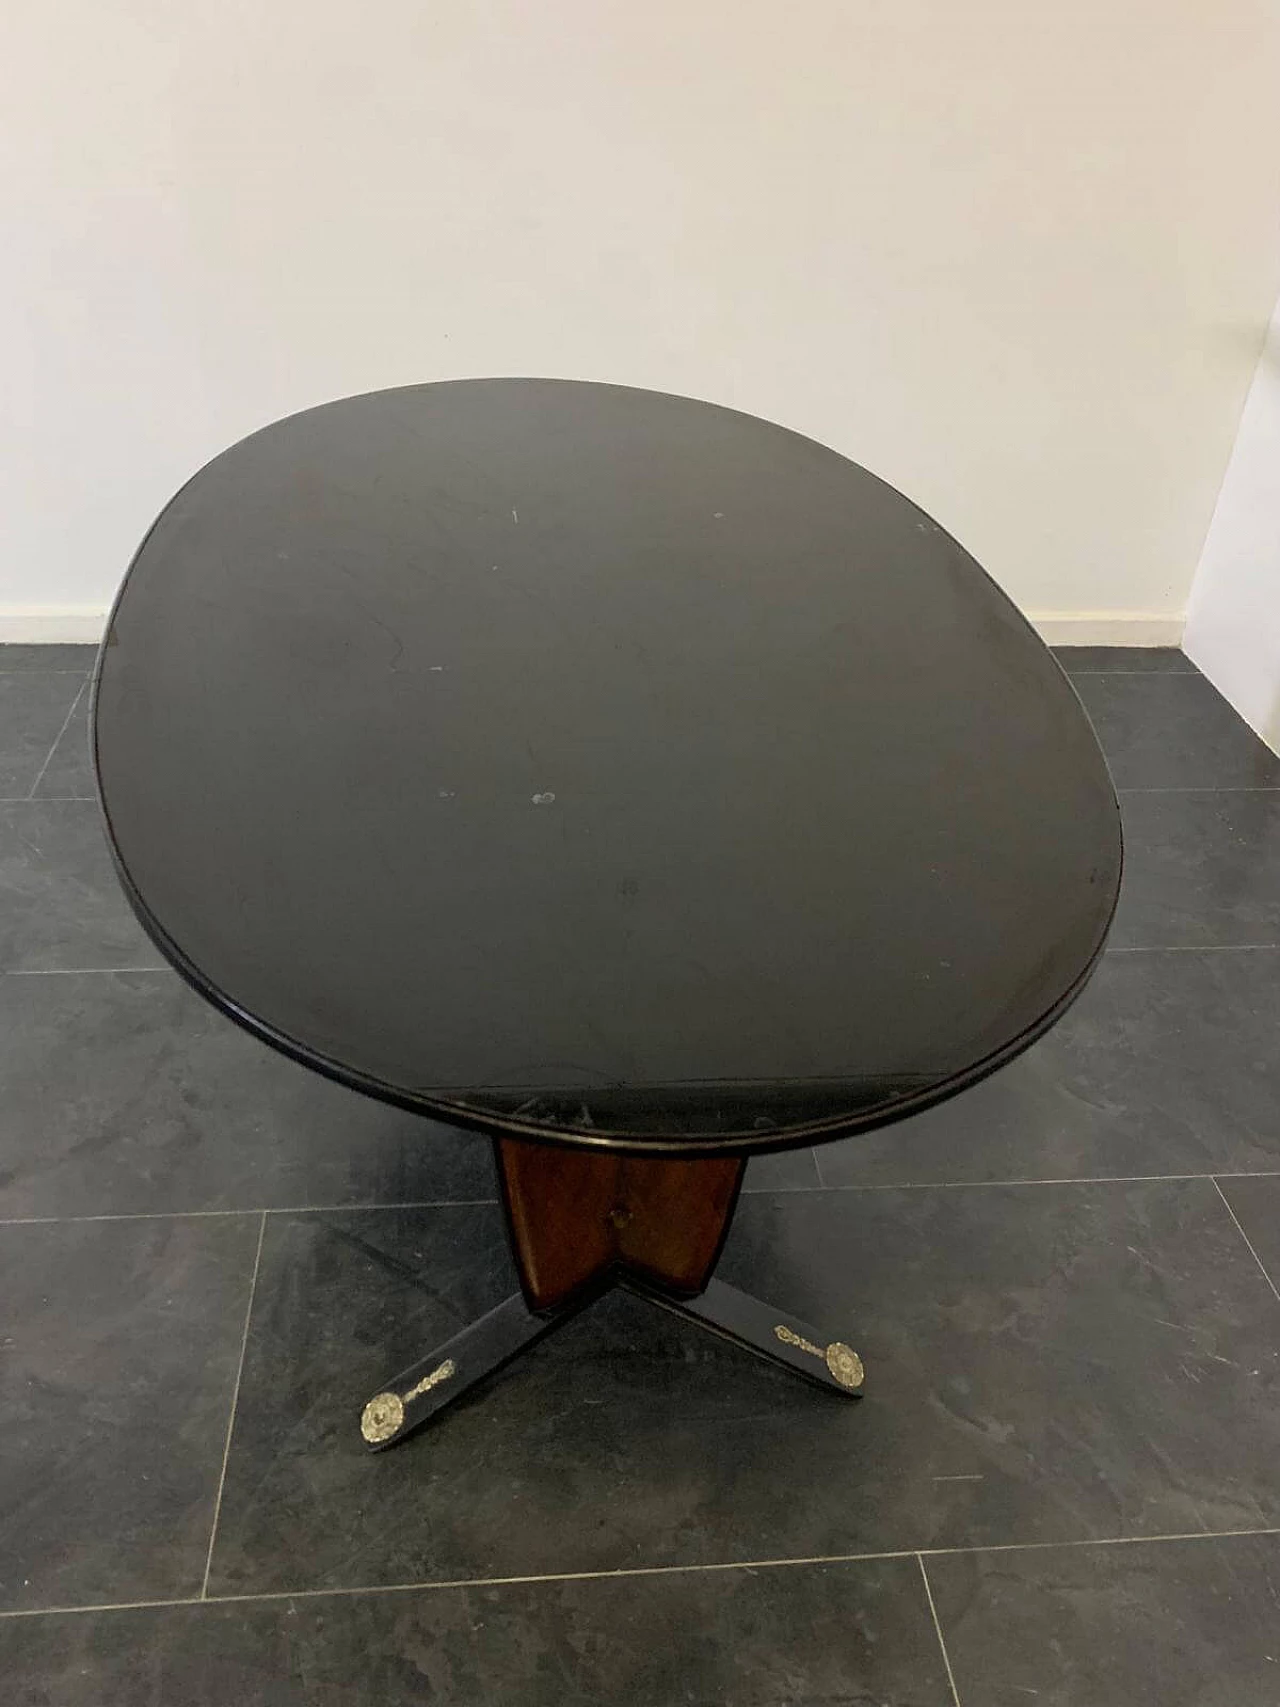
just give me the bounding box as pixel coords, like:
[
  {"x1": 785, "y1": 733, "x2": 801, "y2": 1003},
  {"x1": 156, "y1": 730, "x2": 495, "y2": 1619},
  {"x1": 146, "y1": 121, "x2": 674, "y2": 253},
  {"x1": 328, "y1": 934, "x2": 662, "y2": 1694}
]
[
  {"x1": 0, "y1": 606, "x2": 110, "y2": 644},
  {"x1": 0, "y1": 605, "x2": 1186, "y2": 650},
  {"x1": 1027, "y1": 611, "x2": 1185, "y2": 647}
]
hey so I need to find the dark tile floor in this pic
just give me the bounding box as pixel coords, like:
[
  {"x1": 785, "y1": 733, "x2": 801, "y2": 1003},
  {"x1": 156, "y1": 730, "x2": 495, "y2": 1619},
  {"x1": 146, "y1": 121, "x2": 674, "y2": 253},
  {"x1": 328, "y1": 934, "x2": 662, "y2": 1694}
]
[{"x1": 2, "y1": 642, "x2": 1278, "y2": 1704}]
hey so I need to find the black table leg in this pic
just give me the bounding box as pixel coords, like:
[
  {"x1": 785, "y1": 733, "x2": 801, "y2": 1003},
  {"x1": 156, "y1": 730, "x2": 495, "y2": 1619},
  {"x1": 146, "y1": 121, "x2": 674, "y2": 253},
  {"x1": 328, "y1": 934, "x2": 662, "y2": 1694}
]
[
  {"x1": 358, "y1": 1141, "x2": 864, "y2": 1449},
  {"x1": 359, "y1": 1290, "x2": 588, "y2": 1451},
  {"x1": 627, "y1": 1275, "x2": 865, "y2": 1397},
  {"x1": 359, "y1": 1276, "x2": 863, "y2": 1450}
]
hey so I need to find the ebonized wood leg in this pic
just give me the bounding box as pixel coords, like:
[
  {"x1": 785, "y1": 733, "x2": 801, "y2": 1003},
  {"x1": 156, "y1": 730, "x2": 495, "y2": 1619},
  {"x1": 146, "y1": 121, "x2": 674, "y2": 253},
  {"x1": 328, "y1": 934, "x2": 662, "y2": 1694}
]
[
  {"x1": 628, "y1": 1274, "x2": 865, "y2": 1396},
  {"x1": 359, "y1": 1290, "x2": 588, "y2": 1451}
]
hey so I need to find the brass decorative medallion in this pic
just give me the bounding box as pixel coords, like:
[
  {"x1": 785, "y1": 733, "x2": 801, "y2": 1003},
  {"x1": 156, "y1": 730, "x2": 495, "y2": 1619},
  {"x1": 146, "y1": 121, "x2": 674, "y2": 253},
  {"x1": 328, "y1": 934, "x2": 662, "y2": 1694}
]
[
  {"x1": 362, "y1": 1359, "x2": 458, "y2": 1443},
  {"x1": 774, "y1": 1323, "x2": 864, "y2": 1390},
  {"x1": 403, "y1": 1358, "x2": 457, "y2": 1403},
  {"x1": 824, "y1": 1342, "x2": 865, "y2": 1390},
  {"x1": 360, "y1": 1391, "x2": 406, "y2": 1444}
]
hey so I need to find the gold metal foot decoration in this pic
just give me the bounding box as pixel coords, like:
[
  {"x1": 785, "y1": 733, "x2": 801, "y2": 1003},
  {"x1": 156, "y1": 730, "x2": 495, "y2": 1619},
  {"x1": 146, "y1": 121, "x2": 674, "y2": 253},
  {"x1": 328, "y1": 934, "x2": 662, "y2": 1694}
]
[
  {"x1": 774, "y1": 1322, "x2": 865, "y2": 1390},
  {"x1": 360, "y1": 1391, "x2": 406, "y2": 1444},
  {"x1": 360, "y1": 1358, "x2": 457, "y2": 1444}
]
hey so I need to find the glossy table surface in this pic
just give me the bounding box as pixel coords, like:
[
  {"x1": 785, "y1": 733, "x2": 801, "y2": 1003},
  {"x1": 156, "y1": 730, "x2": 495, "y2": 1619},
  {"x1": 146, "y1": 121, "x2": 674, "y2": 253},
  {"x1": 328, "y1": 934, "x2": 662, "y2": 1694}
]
[{"x1": 94, "y1": 379, "x2": 1121, "y2": 1154}]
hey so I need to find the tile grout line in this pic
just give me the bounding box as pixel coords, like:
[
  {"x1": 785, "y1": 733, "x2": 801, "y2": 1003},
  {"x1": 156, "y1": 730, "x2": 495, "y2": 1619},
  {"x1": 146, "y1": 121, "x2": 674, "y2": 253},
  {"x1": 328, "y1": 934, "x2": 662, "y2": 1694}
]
[
  {"x1": 918, "y1": 1554, "x2": 962, "y2": 1707},
  {"x1": 0, "y1": 1595, "x2": 203, "y2": 1623},
  {"x1": 200, "y1": 1211, "x2": 267, "y2": 1600},
  {"x1": 742, "y1": 1177, "x2": 832, "y2": 1194},
  {"x1": 5, "y1": 1173, "x2": 1280, "y2": 1228},
  {"x1": 1, "y1": 1209, "x2": 259, "y2": 1226},
  {"x1": 1212, "y1": 1178, "x2": 1280, "y2": 1304},
  {"x1": 1109, "y1": 943, "x2": 1280, "y2": 954},
  {"x1": 4, "y1": 1525, "x2": 1280, "y2": 1623},
  {"x1": 0, "y1": 1199, "x2": 504, "y2": 1227},
  {"x1": 23, "y1": 677, "x2": 88, "y2": 800},
  {"x1": 1116, "y1": 786, "x2": 1280, "y2": 794},
  {"x1": 125, "y1": 1521, "x2": 1280, "y2": 1593},
  {"x1": 2, "y1": 967, "x2": 172, "y2": 976},
  {"x1": 814, "y1": 1170, "x2": 1210, "y2": 1193},
  {"x1": 814, "y1": 1170, "x2": 1280, "y2": 1193},
  {"x1": 745, "y1": 1170, "x2": 1280, "y2": 1196}
]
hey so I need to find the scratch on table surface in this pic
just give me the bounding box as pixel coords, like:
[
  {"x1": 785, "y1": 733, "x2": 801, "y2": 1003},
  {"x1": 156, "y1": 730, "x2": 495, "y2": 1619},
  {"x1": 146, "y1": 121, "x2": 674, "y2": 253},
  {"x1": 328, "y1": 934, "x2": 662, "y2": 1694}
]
[
  {"x1": 932, "y1": 1474, "x2": 984, "y2": 1482},
  {"x1": 511, "y1": 507, "x2": 519, "y2": 523}
]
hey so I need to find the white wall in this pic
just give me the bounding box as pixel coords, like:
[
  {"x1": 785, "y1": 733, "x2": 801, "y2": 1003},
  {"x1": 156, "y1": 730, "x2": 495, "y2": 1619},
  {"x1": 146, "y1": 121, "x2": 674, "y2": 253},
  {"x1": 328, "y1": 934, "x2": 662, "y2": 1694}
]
[
  {"x1": 4, "y1": 1, "x2": 1280, "y2": 641},
  {"x1": 1184, "y1": 294, "x2": 1280, "y2": 751}
]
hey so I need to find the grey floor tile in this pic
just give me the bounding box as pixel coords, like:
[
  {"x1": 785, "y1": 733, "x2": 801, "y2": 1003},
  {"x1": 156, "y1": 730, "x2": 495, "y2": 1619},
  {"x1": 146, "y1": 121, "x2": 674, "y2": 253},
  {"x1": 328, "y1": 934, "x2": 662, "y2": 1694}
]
[
  {"x1": 0, "y1": 645, "x2": 96, "y2": 672},
  {"x1": 1109, "y1": 791, "x2": 1280, "y2": 949},
  {"x1": 928, "y1": 1532, "x2": 1280, "y2": 1707},
  {"x1": 0, "y1": 674, "x2": 86, "y2": 797},
  {"x1": 0, "y1": 970, "x2": 496, "y2": 1219},
  {"x1": 0, "y1": 800, "x2": 163, "y2": 971},
  {"x1": 0, "y1": 1557, "x2": 952, "y2": 1707},
  {"x1": 32, "y1": 684, "x2": 94, "y2": 798},
  {"x1": 0, "y1": 1215, "x2": 261, "y2": 1612},
  {"x1": 1072, "y1": 673, "x2": 1280, "y2": 790},
  {"x1": 206, "y1": 1180, "x2": 1280, "y2": 1595},
  {"x1": 1054, "y1": 646, "x2": 1195, "y2": 675},
  {"x1": 1215, "y1": 1175, "x2": 1280, "y2": 1297},
  {"x1": 742, "y1": 1145, "x2": 821, "y2": 1191},
  {"x1": 818, "y1": 947, "x2": 1280, "y2": 1186}
]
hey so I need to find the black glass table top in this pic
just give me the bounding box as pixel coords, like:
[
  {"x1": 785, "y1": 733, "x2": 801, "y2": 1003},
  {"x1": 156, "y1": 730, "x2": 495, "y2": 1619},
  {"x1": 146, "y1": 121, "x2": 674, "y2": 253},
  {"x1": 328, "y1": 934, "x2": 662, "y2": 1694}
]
[{"x1": 94, "y1": 378, "x2": 1121, "y2": 1155}]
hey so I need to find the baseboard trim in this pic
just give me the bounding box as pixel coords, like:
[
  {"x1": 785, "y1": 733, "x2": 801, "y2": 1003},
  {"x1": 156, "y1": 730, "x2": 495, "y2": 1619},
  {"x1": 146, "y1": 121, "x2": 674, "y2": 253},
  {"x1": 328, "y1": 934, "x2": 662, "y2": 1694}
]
[
  {"x1": 0, "y1": 606, "x2": 111, "y2": 644},
  {"x1": 1027, "y1": 612, "x2": 1185, "y2": 647},
  {"x1": 0, "y1": 606, "x2": 1187, "y2": 649}
]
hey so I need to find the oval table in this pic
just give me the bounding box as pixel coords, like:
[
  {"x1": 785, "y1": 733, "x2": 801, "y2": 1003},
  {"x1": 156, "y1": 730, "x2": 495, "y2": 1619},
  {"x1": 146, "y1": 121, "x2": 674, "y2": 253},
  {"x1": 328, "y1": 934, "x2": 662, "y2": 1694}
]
[{"x1": 93, "y1": 378, "x2": 1121, "y2": 1450}]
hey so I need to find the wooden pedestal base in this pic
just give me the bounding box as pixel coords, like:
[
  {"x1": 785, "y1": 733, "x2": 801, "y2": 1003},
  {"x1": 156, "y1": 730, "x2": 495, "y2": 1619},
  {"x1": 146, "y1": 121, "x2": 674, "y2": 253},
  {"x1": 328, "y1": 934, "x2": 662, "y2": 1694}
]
[{"x1": 497, "y1": 1138, "x2": 745, "y2": 1309}]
